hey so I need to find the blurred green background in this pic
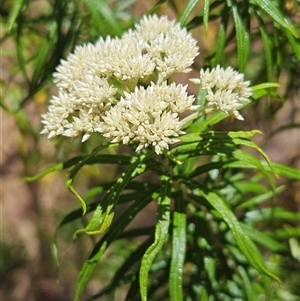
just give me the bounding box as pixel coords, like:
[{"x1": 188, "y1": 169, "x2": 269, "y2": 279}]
[{"x1": 1, "y1": 0, "x2": 299, "y2": 300}]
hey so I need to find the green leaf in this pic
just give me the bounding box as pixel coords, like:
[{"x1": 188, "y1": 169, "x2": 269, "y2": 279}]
[
  {"x1": 268, "y1": 227, "x2": 300, "y2": 240},
  {"x1": 188, "y1": 160, "x2": 236, "y2": 177},
  {"x1": 24, "y1": 153, "x2": 130, "y2": 182},
  {"x1": 87, "y1": 236, "x2": 153, "y2": 300},
  {"x1": 16, "y1": 26, "x2": 29, "y2": 84},
  {"x1": 178, "y1": 0, "x2": 200, "y2": 27},
  {"x1": 191, "y1": 111, "x2": 228, "y2": 133},
  {"x1": 74, "y1": 190, "x2": 156, "y2": 301},
  {"x1": 170, "y1": 193, "x2": 186, "y2": 301},
  {"x1": 241, "y1": 224, "x2": 287, "y2": 252},
  {"x1": 66, "y1": 143, "x2": 118, "y2": 214},
  {"x1": 229, "y1": 131, "x2": 277, "y2": 177},
  {"x1": 228, "y1": 0, "x2": 247, "y2": 71},
  {"x1": 233, "y1": 149, "x2": 275, "y2": 189},
  {"x1": 252, "y1": 0, "x2": 298, "y2": 37},
  {"x1": 67, "y1": 178, "x2": 88, "y2": 215},
  {"x1": 285, "y1": 31, "x2": 300, "y2": 60},
  {"x1": 139, "y1": 175, "x2": 172, "y2": 301},
  {"x1": 257, "y1": 15, "x2": 274, "y2": 82},
  {"x1": 147, "y1": 0, "x2": 167, "y2": 15},
  {"x1": 236, "y1": 185, "x2": 285, "y2": 210},
  {"x1": 6, "y1": 0, "x2": 24, "y2": 32},
  {"x1": 203, "y1": 0, "x2": 210, "y2": 35},
  {"x1": 214, "y1": 10, "x2": 228, "y2": 65},
  {"x1": 261, "y1": 162, "x2": 300, "y2": 180},
  {"x1": 245, "y1": 207, "x2": 300, "y2": 224},
  {"x1": 24, "y1": 162, "x2": 65, "y2": 182},
  {"x1": 237, "y1": 266, "x2": 259, "y2": 301},
  {"x1": 85, "y1": 0, "x2": 123, "y2": 36},
  {"x1": 251, "y1": 82, "x2": 279, "y2": 91},
  {"x1": 74, "y1": 153, "x2": 151, "y2": 235},
  {"x1": 219, "y1": 160, "x2": 300, "y2": 181},
  {"x1": 197, "y1": 190, "x2": 280, "y2": 282},
  {"x1": 31, "y1": 21, "x2": 57, "y2": 87}
]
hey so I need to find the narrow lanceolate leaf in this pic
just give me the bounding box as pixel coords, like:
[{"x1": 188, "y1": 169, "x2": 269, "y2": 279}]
[
  {"x1": 233, "y1": 149, "x2": 275, "y2": 189},
  {"x1": 147, "y1": 0, "x2": 167, "y2": 15},
  {"x1": 228, "y1": 131, "x2": 277, "y2": 177},
  {"x1": 237, "y1": 266, "x2": 258, "y2": 301},
  {"x1": 24, "y1": 154, "x2": 129, "y2": 182},
  {"x1": 198, "y1": 190, "x2": 280, "y2": 282},
  {"x1": 74, "y1": 190, "x2": 156, "y2": 301},
  {"x1": 252, "y1": 0, "x2": 298, "y2": 37},
  {"x1": 178, "y1": 0, "x2": 200, "y2": 27},
  {"x1": 74, "y1": 153, "x2": 151, "y2": 236},
  {"x1": 66, "y1": 143, "x2": 118, "y2": 214},
  {"x1": 261, "y1": 162, "x2": 300, "y2": 180},
  {"x1": 85, "y1": 237, "x2": 154, "y2": 301},
  {"x1": 170, "y1": 193, "x2": 186, "y2": 301},
  {"x1": 241, "y1": 224, "x2": 287, "y2": 252},
  {"x1": 229, "y1": 1, "x2": 247, "y2": 71},
  {"x1": 203, "y1": 0, "x2": 210, "y2": 35},
  {"x1": 285, "y1": 31, "x2": 300, "y2": 60},
  {"x1": 258, "y1": 19, "x2": 273, "y2": 82},
  {"x1": 139, "y1": 175, "x2": 172, "y2": 301},
  {"x1": 85, "y1": 0, "x2": 122, "y2": 36},
  {"x1": 31, "y1": 21, "x2": 57, "y2": 87},
  {"x1": 6, "y1": 0, "x2": 24, "y2": 32},
  {"x1": 251, "y1": 82, "x2": 279, "y2": 92},
  {"x1": 214, "y1": 11, "x2": 227, "y2": 65}
]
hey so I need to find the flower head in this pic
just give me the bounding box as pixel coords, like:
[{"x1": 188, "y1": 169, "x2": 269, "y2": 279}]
[
  {"x1": 96, "y1": 83, "x2": 196, "y2": 154},
  {"x1": 190, "y1": 65, "x2": 252, "y2": 120},
  {"x1": 135, "y1": 14, "x2": 199, "y2": 83}
]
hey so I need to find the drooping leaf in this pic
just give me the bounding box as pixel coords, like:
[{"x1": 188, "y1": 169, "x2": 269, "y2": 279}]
[
  {"x1": 74, "y1": 189, "x2": 157, "y2": 301},
  {"x1": 66, "y1": 143, "x2": 118, "y2": 214},
  {"x1": 74, "y1": 153, "x2": 153, "y2": 235},
  {"x1": 139, "y1": 175, "x2": 172, "y2": 301},
  {"x1": 197, "y1": 190, "x2": 280, "y2": 282}
]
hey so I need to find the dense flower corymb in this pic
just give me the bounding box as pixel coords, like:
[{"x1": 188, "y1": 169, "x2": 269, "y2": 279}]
[
  {"x1": 190, "y1": 65, "x2": 252, "y2": 120},
  {"x1": 96, "y1": 82, "x2": 197, "y2": 154},
  {"x1": 41, "y1": 14, "x2": 199, "y2": 153}
]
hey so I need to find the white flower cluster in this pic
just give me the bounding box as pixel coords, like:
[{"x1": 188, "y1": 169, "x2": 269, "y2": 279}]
[
  {"x1": 96, "y1": 82, "x2": 197, "y2": 154},
  {"x1": 41, "y1": 14, "x2": 199, "y2": 153},
  {"x1": 191, "y1": 65, "x2": 252, "y2": 120}
]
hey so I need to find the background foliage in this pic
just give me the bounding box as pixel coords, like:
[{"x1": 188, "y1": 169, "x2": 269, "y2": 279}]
[{"x1": 1, "y1": 0, "x2": 299, "y2": 300}]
